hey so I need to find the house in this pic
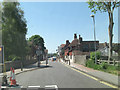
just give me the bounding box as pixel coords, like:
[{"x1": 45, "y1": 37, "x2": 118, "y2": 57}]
[
  {"x1": 64, "y1": 33, "x2": 99, "y2": 63},
  {"x1": 99, "y1": 42, "x2": 118, "y2": 56},
  {"x1": 57, "y1": 44, "x2": 65, "y2": 58},
  {"x1": 58, "y1": 40, "x2": 70, "y2": 59}
]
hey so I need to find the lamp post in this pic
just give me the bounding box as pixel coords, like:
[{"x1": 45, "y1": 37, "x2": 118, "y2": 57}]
[{"x1": 90, "y1": 14, "x2": 97, "y2": 64}]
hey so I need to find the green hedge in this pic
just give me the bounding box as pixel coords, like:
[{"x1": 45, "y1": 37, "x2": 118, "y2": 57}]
[{"x1": 90, "y1": 51, "x2": 101, "y2": 61}]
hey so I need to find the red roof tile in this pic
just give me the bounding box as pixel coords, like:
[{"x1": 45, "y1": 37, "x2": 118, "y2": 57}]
[
  {"x1": 69, "y1": 39, "x2": 79, "y2": 47},
  {"x1": 61, "y1": 44, "x2": 65, "y2": 48}
]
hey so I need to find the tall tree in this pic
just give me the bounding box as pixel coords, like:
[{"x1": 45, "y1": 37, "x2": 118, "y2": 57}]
[
  {"x1": 2, "y1": 2, "x2": 27, "y2": 61},
  {"x1": 28, "y1": 35, "x2": 45, "y2": 57},
  {"x1": 88, "y1": 0, "x2": 120, "y2": 62}
]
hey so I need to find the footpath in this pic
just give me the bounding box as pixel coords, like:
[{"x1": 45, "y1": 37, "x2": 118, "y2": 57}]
[
  {"x1": 0, "y1": 62, "x2": 47, "y2": 86},
  {"x1": 60, "y1": 59, "x2": 119, "y2": 88}
]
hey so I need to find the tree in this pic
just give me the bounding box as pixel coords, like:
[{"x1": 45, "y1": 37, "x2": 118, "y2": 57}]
[
  {"x1": 28, "y1": 35, "x2": 45, "y2": 57},
  {"x1": 2, "y1": 2, "x2": 27, "y2": 61},
  {"x1": 113, "y1": 43, "x2": 120, "y2": 55},
  {"x1": 88, "y1": 0, "x2": 120, "y2": 62}
]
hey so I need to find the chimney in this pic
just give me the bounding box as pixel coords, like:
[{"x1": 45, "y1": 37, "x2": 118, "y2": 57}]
[
  {"x1": 79, "y1": 35, "x2": 80, "y2": 39},
  {"x1": 79, "y1": 35, "x2": 82, "y2": 43},
  {"x1": 74, "y1": 33, "x2": 77, "y2": 40},
  {"x1": 66, "y1": 40, "x2": 70, "y2": 45}
]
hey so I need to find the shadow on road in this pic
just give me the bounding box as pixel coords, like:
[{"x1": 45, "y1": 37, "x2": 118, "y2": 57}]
[
  {"x1": 40, "y1": 65, "x2": 53, "y2": 69},
  {"x1": 24, "y1": 63, "x2": 53, "y2": 69}
]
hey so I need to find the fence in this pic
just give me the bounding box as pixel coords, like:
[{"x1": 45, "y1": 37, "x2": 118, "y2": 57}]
[{"x1": 97, "y1": 59, "x2": 120, "y2": 66}]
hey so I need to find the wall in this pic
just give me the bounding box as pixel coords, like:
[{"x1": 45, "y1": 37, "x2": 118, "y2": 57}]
[
  {"x1": 74, "y1": 55, "x2": 87, "y2": 66},
  {"x1": 2, "y1": 59, "x2": 38, "y2": 72},
  {"x1": 69, "y1": 55, "x2": 75, "y2": 63}
]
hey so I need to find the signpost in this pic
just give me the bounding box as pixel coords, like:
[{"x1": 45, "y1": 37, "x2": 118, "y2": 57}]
[
  {"x1": 0, "y1": 45, "x2": 8, "y2": 86},
  {"x1": 0, "y1": 45, "x2": 4, "y2": 73}
]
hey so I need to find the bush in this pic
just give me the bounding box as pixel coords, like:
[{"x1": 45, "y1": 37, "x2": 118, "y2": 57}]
[
  {"x1": 86, "y1": 59, "x2": 95, "y2": 68},
  {"x1": 100, "y1": 62, "x2": 109, "y2": 69},
  {"x1": 90, "y1": 51, "x2": 101, "y2": 62},
  {"x1": 86, "y1": 59, "x2": 102, "y2": 70}
]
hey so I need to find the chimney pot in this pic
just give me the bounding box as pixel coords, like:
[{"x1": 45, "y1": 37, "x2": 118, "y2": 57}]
[
  {"x1": 66, "y1": 40, "x2": 70, "y2": 45},
  {"x1": 74, "y1": 33, "x2": 77, "y2": 40},
  {"x1": 79, "y1": 35, "x2": 81, "y2": 39},
  {"x1": 79, "y1": 35, "x2": 82, "y2": 43}
]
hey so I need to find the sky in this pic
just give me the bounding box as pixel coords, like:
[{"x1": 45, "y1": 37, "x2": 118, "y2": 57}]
[{"x1": 20, "y1": 2, "x2": 118, "y2": 53}]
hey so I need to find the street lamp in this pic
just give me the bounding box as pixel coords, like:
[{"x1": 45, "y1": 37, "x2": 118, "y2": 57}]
[{"x1": 90, "y1": 14, "x2": 97, "y2": 64}]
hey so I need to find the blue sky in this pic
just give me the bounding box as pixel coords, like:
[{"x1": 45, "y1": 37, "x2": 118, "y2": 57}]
[{"x1": 20, "y1": 2, "x2": 118, "y2": 53}]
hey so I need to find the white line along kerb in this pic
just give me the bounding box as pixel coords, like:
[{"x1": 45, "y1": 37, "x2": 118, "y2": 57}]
[
  {"x1": 28, "y1": 86, "x2": 41, "y2": 88},
  {"x1": 45, "y1": 85, "x2": 58, "y2": 90}
]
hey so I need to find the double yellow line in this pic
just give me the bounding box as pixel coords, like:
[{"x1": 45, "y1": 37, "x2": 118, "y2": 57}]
[{"x1": 62, "y1": 62, "x2": 118, "y2": 89}]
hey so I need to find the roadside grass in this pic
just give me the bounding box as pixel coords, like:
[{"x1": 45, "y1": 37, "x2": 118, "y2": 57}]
[
  {"x1": 85, "y1": 52, "x2": 120, "y2": 75},
  {"x1": 86, "y1": 59, "x2": 120, "y2": 75}
]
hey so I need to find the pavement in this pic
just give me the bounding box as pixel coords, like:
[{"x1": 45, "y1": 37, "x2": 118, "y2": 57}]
[
  {"x1": 0, "y1": 62, "x2": 46, "y2": 86},
  {"x1": 60, "y1": 59, "x2": 119, "y2": 88}
]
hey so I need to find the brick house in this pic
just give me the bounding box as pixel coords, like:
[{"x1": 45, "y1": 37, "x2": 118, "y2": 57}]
[
  {"x1": 57, "y1": 44, "x2": 65, "y2": 58},
  {"x1": 64, "y1": 33, "x2": 99, "y2": 63}
]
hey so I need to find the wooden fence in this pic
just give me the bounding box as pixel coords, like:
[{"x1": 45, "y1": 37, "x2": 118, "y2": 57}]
[{"x1": 97, "y1": 59, "x2": 120, "y2": 66}]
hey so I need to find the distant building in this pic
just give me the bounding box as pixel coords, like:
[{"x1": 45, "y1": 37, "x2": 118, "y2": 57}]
[
  {"x1": 99, "y1": 42, "x2": 118, "y2": 56},
  {"x1": 57, "y1": 44, "x2": 65, "y2": 58},
  {"x1": 64, "y1": 33, "x2": 99, "y2": 63}
]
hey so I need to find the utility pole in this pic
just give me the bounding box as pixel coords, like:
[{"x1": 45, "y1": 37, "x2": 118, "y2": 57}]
[{"x1": 90, "y1": 14, "x2": 97, "y2": 64}]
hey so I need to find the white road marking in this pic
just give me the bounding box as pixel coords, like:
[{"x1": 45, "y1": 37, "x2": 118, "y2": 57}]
[
  {"x1": 28, "y1": 86, "x2": 40, "y2": 88},
  {"x1": 1, "y1": 86, "x2": 7, "y2": 88},
  {"x1": 45, "y1": 85, "x2": 58, "y2": 90}
]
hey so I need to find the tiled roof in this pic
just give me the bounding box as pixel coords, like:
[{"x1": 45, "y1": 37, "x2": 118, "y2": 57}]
[
  {"x1": 69, "y1": 39, "x2": 79, "y2": 47},
  {"x1": 61, "y1": 44, "x2": 65, "y2": 48}
]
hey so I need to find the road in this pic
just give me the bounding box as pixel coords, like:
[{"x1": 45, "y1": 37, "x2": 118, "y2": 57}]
[{"x1": 16, "y1": 61, "x2": 112, "y2": 88}]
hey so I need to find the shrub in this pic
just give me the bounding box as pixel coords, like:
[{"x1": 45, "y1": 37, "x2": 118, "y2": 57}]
[
  {"x1": 100, "y1": 62, "x2": 109, "y2": 69},
  {"x1": 90, "y1": 51, "x2": 101, "y2": 62},
  {"x1": 86, "y1": 59, "x2": 95, "y2": 68}
]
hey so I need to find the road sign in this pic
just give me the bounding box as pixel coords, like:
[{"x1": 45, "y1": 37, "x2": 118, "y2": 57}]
[
  {"x1": 0, "y1": 46, "x2": 4, "y2": 64},
  {"x1": 0, "y1": 46, "x2": 4, "y2": 73},
  {"x1": 0, "y1": 48, "x2": 2, "y2": 52},
  {"x1": 36, "y1": 50, "x2": 42, "y2": 56}
]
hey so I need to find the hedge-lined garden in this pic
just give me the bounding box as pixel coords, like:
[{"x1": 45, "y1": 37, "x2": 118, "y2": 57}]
[{"x1": 86, "y1": 52, "x2": 120, "y2": 75}]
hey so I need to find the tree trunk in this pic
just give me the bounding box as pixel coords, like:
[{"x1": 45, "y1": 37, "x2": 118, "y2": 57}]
[{"x1": 108, "y1": 12, "x2": 114, "y2": 63}]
